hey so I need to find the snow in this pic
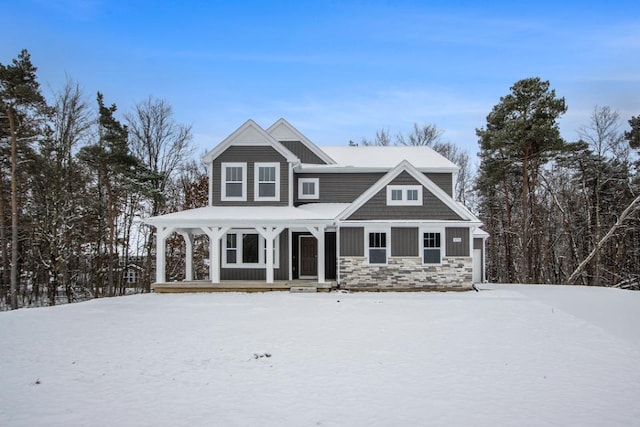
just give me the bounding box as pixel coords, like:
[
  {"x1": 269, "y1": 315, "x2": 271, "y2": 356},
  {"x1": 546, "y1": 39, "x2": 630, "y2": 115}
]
[
  {"x1": 309, "y1": 146, "x2": 459, "y2": 171},
  {"x1": 2, "y1": 285, "x2": 640, "y2": 426}
]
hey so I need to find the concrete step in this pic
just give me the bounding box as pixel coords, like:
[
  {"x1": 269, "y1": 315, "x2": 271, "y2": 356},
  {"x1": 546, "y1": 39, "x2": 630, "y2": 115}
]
[{"x1": 290, "y1": 286, "x2": 317, "y2": 293}]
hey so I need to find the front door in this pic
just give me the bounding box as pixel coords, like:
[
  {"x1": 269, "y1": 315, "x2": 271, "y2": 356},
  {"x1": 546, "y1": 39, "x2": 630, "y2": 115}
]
[{"x1": 299, "y1": 236, "x2": 317, "y2": 278}]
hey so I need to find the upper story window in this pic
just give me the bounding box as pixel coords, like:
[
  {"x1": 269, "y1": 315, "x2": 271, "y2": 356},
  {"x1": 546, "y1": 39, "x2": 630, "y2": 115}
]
[
  {"x1": 386, "y1": 185, "x2": 422, "y2": 206},
  {"x1": 298, "y1": 178, "x2": 319, "y2": 200},
  {"x1": 255, "y1": 162, "x2": 280, "y2": 201},
  {"x1": 221, "y1": 162, "x2": 247, "y2": 201}
]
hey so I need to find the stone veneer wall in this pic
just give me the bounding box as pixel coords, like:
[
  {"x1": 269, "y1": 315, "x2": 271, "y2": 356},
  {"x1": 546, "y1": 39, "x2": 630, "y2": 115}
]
[{"x1": 339, "y1": 256, "x2": 473, "y2": 290}]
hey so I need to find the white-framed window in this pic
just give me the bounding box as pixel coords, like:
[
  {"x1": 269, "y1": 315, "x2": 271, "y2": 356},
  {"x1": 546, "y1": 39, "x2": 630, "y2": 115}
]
[
  {"x1": 421, "y1": 229, "x2": 443, "y2": 264},
  {"x1": 254, "y1": 162, "x2": 280, "y2": 201},
  {"x1": 365, "y1": 229, "x2": 390, "y2": 264},
  {"x1": 223, "y1": 230, "x2": 280, "y2": 268},
  {"x1": 386, "y1": 185, "x2": 423, "y2": 206},
  {"x1": 298, "y1": 178, "x2": 319, "y2": 200},
  {"x1": 221, "y1": 162, "x2": 247, "y2": 201}
]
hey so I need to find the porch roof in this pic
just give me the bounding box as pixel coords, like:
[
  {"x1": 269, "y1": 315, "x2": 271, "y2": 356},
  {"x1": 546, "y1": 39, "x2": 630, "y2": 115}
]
[{"x1": 144, "y1": 203, "x2": 351, "y2": 227}]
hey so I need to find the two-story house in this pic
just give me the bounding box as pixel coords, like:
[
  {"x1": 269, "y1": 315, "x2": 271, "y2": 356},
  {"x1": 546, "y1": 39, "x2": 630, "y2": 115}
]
[{"x1": 145, "y1": 119, "x2": 488, "y2": 291}]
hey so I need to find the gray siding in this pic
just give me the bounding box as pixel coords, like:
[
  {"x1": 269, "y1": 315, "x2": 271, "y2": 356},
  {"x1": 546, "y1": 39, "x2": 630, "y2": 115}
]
[
  {"x1": 425, "y1": 173, "x2": 453, "y2": 197},
  {"x1": 473, "y1": 238, "x2": 483, "y2": 250},
  {"x1": 280, "y1": 140, "x2": 327, "y2": 164},
  {"x1": 294, "y1": 172, "x2": 384, "y2": 205},
  {"x1": 212, "y1": 146, "x2": 289, "y2": 206},
  {"x1": 348, "y1": 172, "x2": 462, "y2": 220},
  {"x1": 340, "y1": 227, "x2": 364, "y2": 256},
  {"x1": 220, "y1": 230, "x2": 289, "y2": 280},
  {"x1": 446, "y1": 227, "x2": 470, "y2": 257},
  {"x1": 391, "y1": 227, "x2": 419, "y2": 257}
]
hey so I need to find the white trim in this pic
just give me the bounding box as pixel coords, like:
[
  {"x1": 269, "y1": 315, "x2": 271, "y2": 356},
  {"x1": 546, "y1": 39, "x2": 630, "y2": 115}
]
[
  {"x1": 298, "y1": 178, "x2": 320, "y2": 200},
  {"x1": 222, "y1": 229, "x2": 280, "y2": 269},
  {"x1": 207, "y1": 161, "x2": 213, "y2": 206},
  {"x1": 339, "y1": 160, "x2": 480, "y2": 222},
  {"x1": 420, "y1": 226, "x2": 445, "y2": 265},
  {"x1": 254, "y1": 162, "x2": 280, "y2": 202},
  {"x1": 386, "y1": 185, "x2": 422, "y2": 206},
  {"x1": 288, "y1": 164, "x2": 294, "y2": 207},
  {"x1": 221, "y1": 162, "x2": 247, "y2": 201},
  {"x1": 266, "y1": 118, "x2": 336, "y2": 165},
  {"x1": 202, "y1": 119, "x2": 299, "y2": 164},
  {"x1": 364, "y1": 227, "x2": 390, "y2": 265}
]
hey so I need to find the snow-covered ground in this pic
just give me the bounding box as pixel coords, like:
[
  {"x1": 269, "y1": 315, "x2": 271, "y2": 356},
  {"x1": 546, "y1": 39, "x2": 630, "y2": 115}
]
[{"x1": 1, "y1": 284, "x2": 640, "y2": 427}]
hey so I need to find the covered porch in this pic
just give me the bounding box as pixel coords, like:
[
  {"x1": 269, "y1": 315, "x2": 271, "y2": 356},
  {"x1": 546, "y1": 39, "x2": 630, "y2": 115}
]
[
  {"x1": 144, "y1": 204, "x2": 348, "y2": 288},
  {"x1": 151, "y1": 280, "x2": 335, "y2": 293}
]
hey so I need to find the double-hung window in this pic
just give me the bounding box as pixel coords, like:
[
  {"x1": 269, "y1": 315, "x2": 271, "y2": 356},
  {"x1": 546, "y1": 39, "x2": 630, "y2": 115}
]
[
  {"x1": 386, "y1": 185, "x2": 423, "y2": 206},
  {"x1": 254, "y1": 163, "x2": 280, "y2": 201},
  {"x1": 221, "y1": 162, "x2": 246, "y2": 201},
  {"x1": 223, "y1": 231, "x2": 279, "y2": 268},
  {"x1": 298, "y1": 178, "x2": 319, "y2": 200},
  {"x1": 367, "y1": 231, "x2": 388, "y2": 264},
  {"x1": 423, "y1": 231, "x2": 442, "y2": 264}
]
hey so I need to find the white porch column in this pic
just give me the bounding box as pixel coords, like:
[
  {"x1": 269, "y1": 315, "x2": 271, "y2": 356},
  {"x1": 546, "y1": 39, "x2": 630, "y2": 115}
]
[
  {"x1": 203, "y1": 226, "x2": 230, "y2": 284},
  {"x1": 180, "y1": 232, "x2": 194, "y2": 281},
  {"x1": 306, "y1": 225, "x2": 326, "y2": 284},
  {"x1": 256, "y1": 226, "x2": 284, "y2": 284},
  {"x1": 155, "y1": 226, "x2": 174, "y2": 284}
]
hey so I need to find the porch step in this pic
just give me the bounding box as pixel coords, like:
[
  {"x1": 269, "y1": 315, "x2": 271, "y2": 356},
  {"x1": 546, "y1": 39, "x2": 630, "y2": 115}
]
[{"x1": 290, "y1": 286, "x2": 317, "y2": 293}]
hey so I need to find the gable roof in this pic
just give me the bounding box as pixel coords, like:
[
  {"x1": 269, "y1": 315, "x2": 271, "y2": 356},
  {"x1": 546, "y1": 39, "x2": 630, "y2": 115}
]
[
  {"x1": 338, "y1": 160, "x2": 479, "y2": 222},
  {"x1": 266, "y1": 118, "x2": 336, "y2": 165},
  {"x1": 319, "y1": 146, "x2": 459, "y2": 171},
  {"x1": 202, "y1": 119, "x2": 300, "y2": 164}
]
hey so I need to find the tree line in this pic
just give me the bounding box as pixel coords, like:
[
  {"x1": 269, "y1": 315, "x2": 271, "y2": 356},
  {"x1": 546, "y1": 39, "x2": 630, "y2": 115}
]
[{"x1": 1, "y1": 50, "x2": 200, "y2": 309}]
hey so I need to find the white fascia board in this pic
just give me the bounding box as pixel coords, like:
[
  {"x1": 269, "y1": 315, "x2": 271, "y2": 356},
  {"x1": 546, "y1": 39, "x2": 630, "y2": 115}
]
[
  {"x1": 338, "y1": 160, "x2": 477, "y2": 222},
  {"x1": 202, "y1": 119, "x2": 300, "y2": 164},
  {"x1": 266, "y1": 118, "x2": 336, "y2": 165},
  {"x1": 145, "y1": 218, "x2": 337, "y2": 228},
  {"x1": 337, "y1": 220, "x2": 483, "y2": 228}
]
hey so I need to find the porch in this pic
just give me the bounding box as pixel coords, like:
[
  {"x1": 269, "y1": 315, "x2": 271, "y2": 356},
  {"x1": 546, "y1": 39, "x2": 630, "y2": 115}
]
[{"x1": 151, "y1": 280, "x2": 335, "y2": 293}]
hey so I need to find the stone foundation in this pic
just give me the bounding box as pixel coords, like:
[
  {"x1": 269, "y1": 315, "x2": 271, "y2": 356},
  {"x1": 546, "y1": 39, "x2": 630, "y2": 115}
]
[{"x1": 339, "y1": 256, "x2": 473, "y2": 291}]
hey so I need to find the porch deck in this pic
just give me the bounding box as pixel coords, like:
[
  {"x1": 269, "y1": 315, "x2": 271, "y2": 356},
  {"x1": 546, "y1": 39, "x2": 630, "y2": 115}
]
[{"x1": 151, "y1": 280, "x2": 335, "y2": 293}]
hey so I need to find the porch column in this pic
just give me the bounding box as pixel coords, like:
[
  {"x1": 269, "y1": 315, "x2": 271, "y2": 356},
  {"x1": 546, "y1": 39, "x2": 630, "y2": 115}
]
[
  {"x1": 256, "y1": 226, "x2": 284, "y2": 284},
  {"x1": 203, "y1": 226, "x2": 230, "y2": 284},
  {"x1": 155, "y1": 226, "x2": 174, "y2": 284},
  {"x1": 306, "y1": 225, "x2": 326, "y2": 284},
  {"x1": 180, "y1": 231, "x2": 193, "y2": 281}
]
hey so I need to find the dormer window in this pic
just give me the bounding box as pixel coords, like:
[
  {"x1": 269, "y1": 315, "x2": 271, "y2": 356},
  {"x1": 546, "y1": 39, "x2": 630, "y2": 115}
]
[
  {"x1": 222, "y1": 162, "x2": 247, "y2": 201},
  {"x1": 386, "y1": 185, "x2": 422, "y2": 206},
  {"x1": 254, "y1": 162, "x2": 280, "y2": 201}
]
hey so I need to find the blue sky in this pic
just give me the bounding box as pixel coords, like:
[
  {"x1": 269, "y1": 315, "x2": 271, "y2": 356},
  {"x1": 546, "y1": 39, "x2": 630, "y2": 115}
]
[{"x1": 3, "y1": 0, "x2": 639, "y2": 157}]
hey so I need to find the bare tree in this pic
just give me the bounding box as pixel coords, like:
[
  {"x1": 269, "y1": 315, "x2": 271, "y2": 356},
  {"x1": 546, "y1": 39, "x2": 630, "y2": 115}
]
[
  {"x1": 126, "y1": 96, "x2": 192, "y2": 290},
  {"x1": 397, "y1": 123, "x2": 444, "y2": 146}
]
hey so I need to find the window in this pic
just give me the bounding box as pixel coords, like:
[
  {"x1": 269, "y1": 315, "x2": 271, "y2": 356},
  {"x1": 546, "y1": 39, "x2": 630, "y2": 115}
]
[
  {"x1": 367, "y1": 231, "x2": 388, "y2": 264},
  {"x1": 223, "y1": 231, "x2": 280, "y2": 268},
  {"x1": 386, "y1": 185, "x2": 423, "y2": 206},
  {"x1": 222, "y1": 163, "x2": 246, "y2": 201},
  {"x1": 298, "y1": 178, "x2": 319, "y2": 200},
  {"x1": 423, "y1": 232, "x2": 442, "y2": 264},
  {"x1": 254, "y1": 163, "x2": 280, "y2": 201}
]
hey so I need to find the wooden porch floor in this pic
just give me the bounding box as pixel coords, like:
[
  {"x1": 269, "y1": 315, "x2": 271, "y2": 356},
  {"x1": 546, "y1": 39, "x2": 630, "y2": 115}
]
[{"x1": 151, "y1": 280, "x2": 335, "y2": 293}]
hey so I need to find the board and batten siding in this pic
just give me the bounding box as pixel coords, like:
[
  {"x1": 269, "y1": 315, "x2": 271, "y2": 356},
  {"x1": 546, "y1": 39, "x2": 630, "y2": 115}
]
[
  {"x1": 391, "y1": 227, "x2": 419, "y2": 257},
  {"x1": 220, "y1": 230, "x2": 289, "y2": 280},
  {"x1": 424, "y1": 173, "x2": 453, "y2": 197},
  {"x1": 294, "y1": 173, "x2": 384, "y2": 205},
  {"x1": 445, "y1": 227, "x2": 470, "y2": 257},
  {"x1": 347, "y1": 172, "x2": 462, "y2": 220},
  {"x1": 279, "y1": 140, "x2": 326, "y2": 164},
  {"x1": 212, "y1": 146, "x2": 288, "y2": 206},
  {"x1": 340, "y1": 227, "x2": 364, "y2": 256}
]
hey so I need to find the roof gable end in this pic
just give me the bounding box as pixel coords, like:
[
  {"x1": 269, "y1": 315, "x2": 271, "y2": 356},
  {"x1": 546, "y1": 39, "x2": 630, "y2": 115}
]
[
  {"x1": 266, "y1": 118, "x2": 336, "y2": 164},
  {"x1": 202, "y1": 119, "x2": 299, "y2": 164},
  {"x1": 339, "y1": 159, "x2": 478, "y2": 221}
]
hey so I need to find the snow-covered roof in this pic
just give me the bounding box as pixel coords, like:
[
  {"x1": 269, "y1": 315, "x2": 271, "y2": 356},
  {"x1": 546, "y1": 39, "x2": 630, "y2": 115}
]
[
  {"x1": 302, "y1": 146, "x2": 459, "y2": 172},
  {"x1": 145, "y1": 203, "x2": 350, "y2": 226}
]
